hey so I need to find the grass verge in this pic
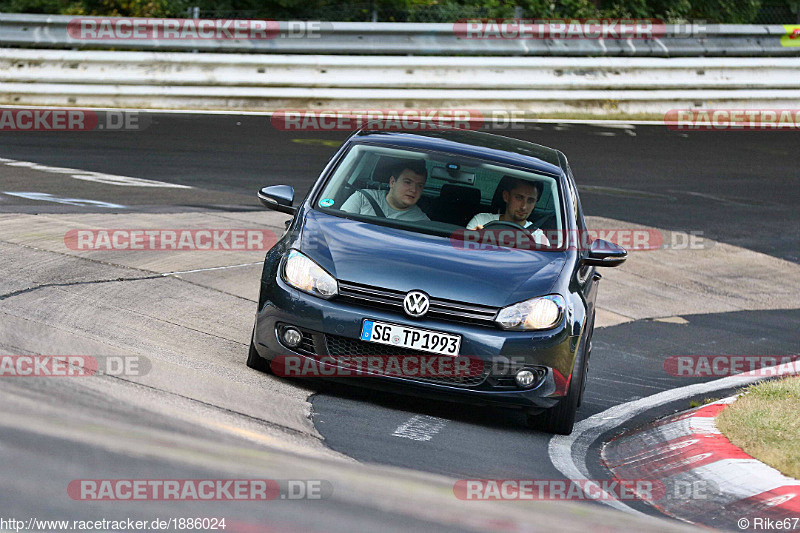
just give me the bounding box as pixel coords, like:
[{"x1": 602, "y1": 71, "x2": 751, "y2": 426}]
[{"x1": 715, "y1": 376, "x2": 800, "y2": 479}]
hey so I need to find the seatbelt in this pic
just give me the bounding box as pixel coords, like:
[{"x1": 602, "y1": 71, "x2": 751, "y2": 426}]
[{"x1": 358, "y1": 190, "x2": 387, "y2": 218}]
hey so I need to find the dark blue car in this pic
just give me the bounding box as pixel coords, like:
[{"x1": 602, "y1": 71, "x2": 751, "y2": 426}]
[{"x1": 248, "y1": 128, "x2": 626, "y2": 434}]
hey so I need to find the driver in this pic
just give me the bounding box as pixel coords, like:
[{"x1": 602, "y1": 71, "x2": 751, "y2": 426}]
[{"x1": 467, "y1": 177, "x2": 550, "y2": 245}]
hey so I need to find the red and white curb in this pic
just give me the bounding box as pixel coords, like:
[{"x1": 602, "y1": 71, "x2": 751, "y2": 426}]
[{"x1": 602, "y1": 396, "x2": 800, "y2": 531}]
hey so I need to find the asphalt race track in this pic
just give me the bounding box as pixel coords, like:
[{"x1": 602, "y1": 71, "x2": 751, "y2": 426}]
[
  {"x1": 1, "y1": 113, "x2": 798, "y2": 531},
  {"x1": 2, "y1": 113, "x2": 797, "y2": 261}
]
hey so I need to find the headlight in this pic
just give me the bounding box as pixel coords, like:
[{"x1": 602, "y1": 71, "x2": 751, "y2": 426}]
[
  {"x1": 495, "y1": 294, "x2": 565, "y2": 331},
  {"x1": 281, "y1": 250, "x2": 338, "y2": 299}
]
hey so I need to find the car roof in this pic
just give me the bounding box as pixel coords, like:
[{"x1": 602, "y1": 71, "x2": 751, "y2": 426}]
[{"x1": 351, "y1": 129, "x2": 565, "y2": 177}]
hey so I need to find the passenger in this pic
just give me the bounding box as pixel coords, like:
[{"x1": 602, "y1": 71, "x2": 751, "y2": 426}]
[
  {"x1": 467, "y1": 177, "x2": 550, "y2": 245},
  {"x1": 340, "y1": 161, "x2": 430, "y2": 221}
]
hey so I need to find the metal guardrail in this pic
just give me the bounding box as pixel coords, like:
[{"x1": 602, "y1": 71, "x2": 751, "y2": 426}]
[
  {"x1": 2, "y1": 48, "x2": 799, "y2": 115},
  {"x1": 1, "y1": 14, "x2": 799, "y2": 115},
  {"x1": 0, "y1": 13, "x2": 798, "y2": 56},
  {"x1": 3, "y1": 50, "x2": 799, "y2": 89}
]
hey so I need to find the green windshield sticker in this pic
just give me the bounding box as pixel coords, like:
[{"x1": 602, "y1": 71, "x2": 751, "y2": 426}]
[{"x1": 319, "y1": 198, "x2": 335, "y2": 207}]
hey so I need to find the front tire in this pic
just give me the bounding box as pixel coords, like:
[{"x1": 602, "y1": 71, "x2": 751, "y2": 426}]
[
  {"x1": 527, "y1": 328, "x2": 589, "y2": 435},
  {"x1": 246, "y1": 327, "x2": 273, "y2": 374},
  {"x1": 577, "y1": 316, "x2": 594, "y2": 409}
]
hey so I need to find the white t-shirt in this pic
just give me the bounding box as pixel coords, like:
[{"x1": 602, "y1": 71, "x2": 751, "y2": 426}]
[
  {"x1": 340, "y1": 190, "x2": 430, "y2": 222},
  {"x1": 466, "y1": 213, "x2": 550, "y2": 246}
]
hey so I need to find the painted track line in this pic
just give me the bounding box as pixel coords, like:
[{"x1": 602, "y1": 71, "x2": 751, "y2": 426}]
[
  {"x1": 0, "y1": 157, "x2": 192, "y2": 189},
  {"x1": 162, "y1": 262, "x2": 263, "y2": 276},
  {"x1": 392, "y1": 415, "x2": 447, "y2": 442}
]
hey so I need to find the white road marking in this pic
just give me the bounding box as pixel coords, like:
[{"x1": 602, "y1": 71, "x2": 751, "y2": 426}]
[
  {"x1": 688, "y1": 458, "x2": 798, "y2": 498},
  {"x1": 688, "y1": 416, "x2": 720, "y2": 434},
  {"x1": 547, "y1": 363, "x2": 799, "y2": 515},
  {"x1": 594, "y1": 124, "x2": 636, "y2": 130},
  {"x1": 392, "y1": 415, "x2": 447, "y2": 442},
  {"x1": 162, "y1": 262, "x2": 262, "y2": 276},
  {"x1": 678, "y1": 190, "x2": 756, "y2": 207},
  {"x1": 71, "y1": 173, "x2": 192, "y2": 188},
  {"x1": 579, "y1": 185, "x2": 676, "y2": 201},
  {"x1": 653, "y1": 316, "x2": 689, "y2": 324},
  {"x1": 0, "y1": 158, "x2": 192, "y2": 188},
  {"x1": 3, "y1": 191, "x2": 126, "y2": 209}
]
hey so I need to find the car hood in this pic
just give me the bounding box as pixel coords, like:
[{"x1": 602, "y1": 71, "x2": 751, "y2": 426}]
[{"x1": 299, "y1": 210, "x2": 566, "y2": 308}]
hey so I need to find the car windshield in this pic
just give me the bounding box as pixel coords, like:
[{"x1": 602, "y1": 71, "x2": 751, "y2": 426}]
[{"x1": 314, "y1": 143, "x2": 565, "y2": 249}]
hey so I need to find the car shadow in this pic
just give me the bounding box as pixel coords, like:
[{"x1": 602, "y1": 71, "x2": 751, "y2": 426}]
[{"x1": 301, "y1": 377, "x2": 554, "y2": 434}]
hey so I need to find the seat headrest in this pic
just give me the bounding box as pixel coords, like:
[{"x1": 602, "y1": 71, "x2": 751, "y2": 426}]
[
  {"x1": 440, "y1": 183, "x2": 481, "y2": 204},
  {"x1": 372, "y1": 157, "x2": 427, "y2": 184}
]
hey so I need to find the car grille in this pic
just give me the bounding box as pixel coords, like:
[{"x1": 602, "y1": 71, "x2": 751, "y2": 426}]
[
  {"x1": 337, "y1": 280, "x2": 500, "y2": 328},
  {"x1": 324, "y1": 334, "x2": 490, "y2": 387}
]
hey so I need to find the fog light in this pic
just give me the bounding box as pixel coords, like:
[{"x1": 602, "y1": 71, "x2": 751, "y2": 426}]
[
  {"x1": 515, "y1": 369, "x2": 536, "y2": 389},
  {"x1": 282, "y1": 327, "x2": 302, "y2": 348}
]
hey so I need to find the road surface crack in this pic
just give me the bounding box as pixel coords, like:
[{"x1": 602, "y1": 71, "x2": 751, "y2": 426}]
[
  {"x1": 0, "y1": 275, "x2": 160, "y2": 302},
  {"x1": 0, "y1": 237, "x2": 257, "y2": 303}
]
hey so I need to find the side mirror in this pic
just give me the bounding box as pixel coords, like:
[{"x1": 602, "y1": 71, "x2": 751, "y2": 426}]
[
  {"x1": 582, "y1": 239, "x2": 627, "y2": 267},
  {"x1": 258, "y1": 185, "x2": 296, "y2": 215}
]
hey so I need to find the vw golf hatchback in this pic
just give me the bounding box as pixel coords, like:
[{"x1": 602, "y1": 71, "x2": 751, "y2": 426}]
[{"x1": 248, "y1": 128, "x2": 626, "y2": 435}]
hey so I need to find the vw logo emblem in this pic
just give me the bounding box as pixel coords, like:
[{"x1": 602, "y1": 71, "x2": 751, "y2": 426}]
[{"x1": 403, "y1": 291, "x2": 429, "y2": 318}]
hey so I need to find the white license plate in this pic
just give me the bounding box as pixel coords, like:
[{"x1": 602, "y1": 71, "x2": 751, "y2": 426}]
[{"x1": 360, "y1": 320, "x2": 461, "y2": 356}]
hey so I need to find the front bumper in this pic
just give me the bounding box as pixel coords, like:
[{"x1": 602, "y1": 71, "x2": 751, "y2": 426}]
[{"x1": 252, "y1": 274, "x2": 581, "y2": 410}]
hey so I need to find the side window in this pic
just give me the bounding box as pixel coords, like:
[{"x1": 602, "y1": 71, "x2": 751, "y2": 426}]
[{"x1": 347, "y1": 152, "x2": 377, "y2": 187}]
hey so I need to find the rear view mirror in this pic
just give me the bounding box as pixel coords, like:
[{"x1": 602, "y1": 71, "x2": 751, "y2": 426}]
[
  {"x1": 582, "y1": 239, "x2": 627, "y2": 267},
  {"x1": 258, "y1": 185, "x2": 296, "y2": 215},
  {"x1": 430, "y1": 166, "x2": 475, "y2": 185}
]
